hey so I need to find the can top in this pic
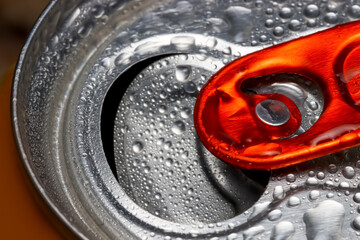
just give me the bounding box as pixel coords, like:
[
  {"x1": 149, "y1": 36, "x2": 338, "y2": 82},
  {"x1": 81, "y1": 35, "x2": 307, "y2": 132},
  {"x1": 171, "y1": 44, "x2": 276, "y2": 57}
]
[{"x1": 12, "y1": 0, "x2": 360, "y2": 239}]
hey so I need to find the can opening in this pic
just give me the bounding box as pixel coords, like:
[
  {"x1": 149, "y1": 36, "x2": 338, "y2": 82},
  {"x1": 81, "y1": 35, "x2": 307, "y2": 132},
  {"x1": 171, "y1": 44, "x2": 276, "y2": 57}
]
[
  {"x1": 101, "y1": 55, "x2": 170, "y2": 179},
  {"x1": 101, "y1": 54, "x2": 270, "y2": 224}
]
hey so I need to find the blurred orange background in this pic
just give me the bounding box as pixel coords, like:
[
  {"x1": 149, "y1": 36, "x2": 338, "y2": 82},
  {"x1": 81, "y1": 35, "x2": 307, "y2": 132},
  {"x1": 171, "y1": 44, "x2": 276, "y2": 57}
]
[{"x1": 0, "y1": 0, "x2": 49, "y2": 76}]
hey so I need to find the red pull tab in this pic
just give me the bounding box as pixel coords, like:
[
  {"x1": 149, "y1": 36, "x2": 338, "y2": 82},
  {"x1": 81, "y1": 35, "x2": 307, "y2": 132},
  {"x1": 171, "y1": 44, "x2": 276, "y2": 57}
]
[{"x1": 194, "y1": 21, "x2": 360, "y2": 170}]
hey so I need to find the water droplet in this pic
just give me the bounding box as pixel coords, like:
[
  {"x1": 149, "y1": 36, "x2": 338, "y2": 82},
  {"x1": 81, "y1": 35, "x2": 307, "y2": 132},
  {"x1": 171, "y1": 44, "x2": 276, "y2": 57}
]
[
  {"x1": 304, "y1": 4, "x2": 320, "y2": 18},
  {"x1": 115, "y1": 53, "x2": 131, "y2": 66},
  {"x1": 254, "y1": 0, "x2": 264, "y2": 8},
  {"x1": 184, "y1": 81, "x2": 197, "y2": 93},
  {"x1": 279, "y1": 7, "x2": 293, "y2": 19},
  {"x1": 243, "y1": 225, "x2": 265, "y2": 240},
  {"x1": 170, "y1": 36, "x2": 195, "y2": 50},
  {"x1": 259, "y1": 34, "x2": 268, "y2": 42},
  {"x1": 265, "y1": 19, "x2": 275, "y2": 28},
  {"x1": 342, "y1": 166, "x2": 355, "y2": 179},
  {"x1": 179, "y1": 54, "x2": 188, "y2": 61},
  {"x1": 181, "y1": 151, "x2": 189, "y2": 159},
  {"x1": 307, "y1": 19, "x2": 317, "y2": 28},
  {"x1": 175, "y1": 65, "x2": 191, "y2": 82},
  {"x1": 248, "y1": 201, "x2": 270, "y2": 219},
  {"x1": 159, "y1": 90, "x2": 168, "y2": 99},
  {"x1": 273, "y1": 186, "x2": 285, "y2": 200},
  {"x1": 327, "y1": 192, "x2": 334, "y2": 198},
  {"x1": 273, "y1": 26, "x2": 285, "y2": 37},
  {"x1": 328, "y1": 164, "x2": 338, "y2": 173},
  {"x1": 270, "y1": 221, "x2": 295, "y2": 240},
  {"x1": 325, "y1": 180, "x2": 335, "y2": 189},
  {"x1": 159, "y1": 105, "x2": 167, "y2": 114},
  {"x1": 135, "y1": 41, "x2": 164, "y2": 55},
  {"x1": 289, "y1": 19, "x2": 301, "y2": 31},
  {"x1": 180, "y1": 107, "x2": 191, "y2": 118},
  {"x1": 156, "y1": 138, "x2": 164, "y2": 145},
  {"x1": 164, "y1": 141, "x2": 172, "y2": 150},
  {"x1": 349, "y1": 5, "x2": 360, "y2": 19},
  {"x1": 287, "y1": 196, "x2": 301, "y2": 207},
  {"x1": 352, "y1": 216, "x2": 360, "y2": 230},
  {"x1": 251, "y1": 40, "x2": 258, "y2": 46},
  {"x1": 226, "y1": 233, "x2": 238, "y2": 240},
  {"x1": 306, "y1": 177, "x2": 319, "y2": 186},
  {"x1": 132, "y1": 141, "x2": 144, "y2": 153},
  {"x1": 309, "y1": 190, "x2": 320, "y2": 200},
  {"x1": 354, "y1": 193, "x2": 360, "y2": 203},
  {"x1": 144, "y1": 166, "x2": 151, "y2": 173},
  {"x1": 206, "y1": 37, "x2": 218, "y2": 48},
  {"x1": 265, "y1": 8, "x2": 274, "y2": 15},
  {"x1": 222, "y1": 47, "x2": 232, "y2": 55},
  {"x1": 224, "y1": 6, "x2": 253, "y2": 42},
  {"x1": 340, "y1": 182, "x2": 350, "y2": 189},
  {"x1": 286, "y1": 174, "x2": 296, "y2": 182},
  {"x1": 326, "y1": 4, "x2": 337, "y2": 13},
  {"x1": 303, "y1": 200, "x2": 345, "y2": 240},
  {"x1": 317, "y1": 171, "x2": 325, "y2": 180},
  {"x1": 307, "y1": 101, "x2": 319, "y2": 110},
  {"x1": 268, "y1": 209, "x2": 282, "y2": 221},
  {"x1": 155, "y1": 192, "x2": 162, "y2": 199},
  {"x1": 324, "y1": 12, "x2": 338, "y2": 24},
  {"x1": 172, "y1": 120, "x2": 186, "y2": 135},
  {"x1": 165, "y1": 158, "x2": 173, "y2": 167}
]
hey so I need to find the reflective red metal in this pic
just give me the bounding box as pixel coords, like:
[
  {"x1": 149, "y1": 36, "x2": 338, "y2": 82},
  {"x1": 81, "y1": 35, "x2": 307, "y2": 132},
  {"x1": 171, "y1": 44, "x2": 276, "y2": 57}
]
[{"x1": 194, "y1": 21, "x2": 360, "y2": 170}]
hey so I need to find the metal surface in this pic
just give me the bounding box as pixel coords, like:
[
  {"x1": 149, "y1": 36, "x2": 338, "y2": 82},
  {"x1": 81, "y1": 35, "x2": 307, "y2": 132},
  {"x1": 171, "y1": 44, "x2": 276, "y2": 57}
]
[
  {"x1": 11, "y1": 0, "x2": 360, "y2": 239},
  {"x1": 256, "y1": 99, "x2": 291, "y2": 126},
  {"x1": 113, "y1": 54, "x2": 267, "y2": 224}
]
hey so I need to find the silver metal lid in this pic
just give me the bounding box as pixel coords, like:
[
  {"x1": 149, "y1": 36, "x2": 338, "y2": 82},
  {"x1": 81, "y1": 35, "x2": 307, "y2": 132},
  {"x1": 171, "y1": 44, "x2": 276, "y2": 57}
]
[{"x1": 12, "y1": 0, "x2": 360, "y2": 239}]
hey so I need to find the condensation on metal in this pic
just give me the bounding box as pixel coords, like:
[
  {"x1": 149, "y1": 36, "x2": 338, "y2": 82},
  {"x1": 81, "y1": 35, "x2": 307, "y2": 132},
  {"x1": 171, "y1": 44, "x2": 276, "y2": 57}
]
[{"x1": 11, "y1": 0, "x2": 360, "y2": 239}]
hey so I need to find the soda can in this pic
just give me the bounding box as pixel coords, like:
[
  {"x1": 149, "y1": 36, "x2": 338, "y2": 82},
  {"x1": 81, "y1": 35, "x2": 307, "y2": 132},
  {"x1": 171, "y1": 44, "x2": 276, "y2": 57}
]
[{"x1": 11, "y1": 0, "x2": 360, "y2": 239}]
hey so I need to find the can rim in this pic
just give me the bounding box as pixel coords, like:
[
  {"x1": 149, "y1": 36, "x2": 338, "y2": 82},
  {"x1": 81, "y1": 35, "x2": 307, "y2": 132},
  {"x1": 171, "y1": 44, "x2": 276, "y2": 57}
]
[
  {"x1": 11, "y1": 1, "x2": 87, "y2": 239},
  {"x1": 12, "y1": 1, "x2": 357, "y2": 239}
]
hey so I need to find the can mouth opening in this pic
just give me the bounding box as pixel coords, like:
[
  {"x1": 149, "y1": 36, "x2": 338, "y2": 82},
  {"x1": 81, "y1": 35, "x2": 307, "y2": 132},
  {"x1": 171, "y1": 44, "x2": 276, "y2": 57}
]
[
  {"x1": 101, "y1": 54, "x2": 270, "y2": 224},
  {"x1": 101, "y1": 55, "x2": 171, "y2": 179}
]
